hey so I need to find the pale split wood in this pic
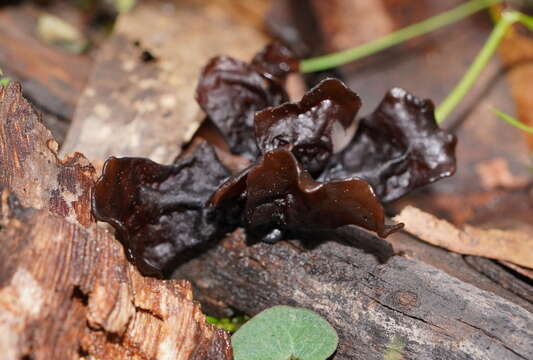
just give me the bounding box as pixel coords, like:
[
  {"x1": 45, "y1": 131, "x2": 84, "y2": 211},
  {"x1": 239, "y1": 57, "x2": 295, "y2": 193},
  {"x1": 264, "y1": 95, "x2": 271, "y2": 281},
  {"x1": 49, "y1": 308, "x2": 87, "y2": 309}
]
[
  {"x1": 61, "y1": 0, "x2": 269, "y2": 164},
  {"x1": 394, "y1": 205, "x2": 533, "y2": 269},
  {"x1": 0, "y1": 200, "x2": 232, "y2": 360}
]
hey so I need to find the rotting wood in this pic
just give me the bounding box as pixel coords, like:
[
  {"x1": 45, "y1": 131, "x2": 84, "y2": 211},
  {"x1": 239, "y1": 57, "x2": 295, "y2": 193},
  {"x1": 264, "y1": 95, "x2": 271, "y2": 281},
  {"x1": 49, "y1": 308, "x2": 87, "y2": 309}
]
[
  {"x1": 464, "y1": 256, "x2": 533, "y2": 303},
  {"x1": 0, "y1": 82, "x2": 232, "y2": 359},
  {"x1": 61, "y1": 0, "x2": 270, "y2": 164},
  {"x1": 387, "y1": 231, "x2": 533, "y2": 312},
  {"x1": 0, "y1": 82, "x2": 95, "y2": 227},
  {"x1": 174, "y1": 228, "x2": 533, "y2": 359}
]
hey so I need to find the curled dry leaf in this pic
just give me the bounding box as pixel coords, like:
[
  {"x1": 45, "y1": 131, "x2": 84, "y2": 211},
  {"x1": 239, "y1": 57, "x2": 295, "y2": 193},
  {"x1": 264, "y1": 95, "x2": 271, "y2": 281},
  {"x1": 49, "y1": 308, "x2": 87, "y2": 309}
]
[
  {"x1": 211, "y1": 148, "x2": 403, "y2": 242},
  {"x1": 395, "y1": 206, "x2": 533, "y2": 269},
  {"x1": 324, "y1": 88, "x2": 457, "y2": 202},
  {"x1": 255, "y1": 78, "x2": 361, "y2": 176},
  {"x1": 195, "y1": 43, "x2": 298, "y2": 159},
  {"x1": 92, "y1": 142, "x2": 232, "y2": 276}
]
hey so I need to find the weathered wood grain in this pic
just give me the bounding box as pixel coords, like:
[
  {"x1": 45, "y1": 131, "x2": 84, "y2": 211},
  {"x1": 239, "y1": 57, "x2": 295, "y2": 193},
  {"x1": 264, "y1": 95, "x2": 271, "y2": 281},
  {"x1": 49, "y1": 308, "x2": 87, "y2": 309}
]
[
  {"x1": 0, "y1": 82, "x2": 95, "y2": 227},
  {"x1": 174, "y1": 229, "x2": 533, "y2": 359}
]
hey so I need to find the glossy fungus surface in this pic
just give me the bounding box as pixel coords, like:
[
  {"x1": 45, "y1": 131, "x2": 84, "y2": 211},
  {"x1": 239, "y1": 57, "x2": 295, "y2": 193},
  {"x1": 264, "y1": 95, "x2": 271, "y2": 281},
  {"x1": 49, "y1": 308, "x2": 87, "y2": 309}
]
[
  {"x1": 93, "y1": 46, "x2": 457, "y2": 276},
  {"x1": 92, "y1": 142, "x2": 231, "y2": 276},
  {"x1": 195, "y1": 44, "x2": 298, "y2": 159},
  {"x1": 251, "y1": 42, "x2": 299, "y2": 81},
  {"x1": 324, "y1": 88, "x2": 457, "y2": 202},
  {"x1": 255, "y1": 78, "x2": 360, "y2": 176},
  {"x1": 211, "y1": 148, "x2": 403, "y2": 242}
]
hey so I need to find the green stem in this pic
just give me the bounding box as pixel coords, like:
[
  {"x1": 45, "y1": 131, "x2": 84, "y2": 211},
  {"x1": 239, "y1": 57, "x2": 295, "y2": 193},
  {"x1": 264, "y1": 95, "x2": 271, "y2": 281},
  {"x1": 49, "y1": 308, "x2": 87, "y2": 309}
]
[
  {"x1": 492, "y1": 109, "x2": 533, "y2": 133},
  {"x1": 299, "y1": 0, "x2": 501, "y2": 73},
  {"x1": 435, "y1": 11, "x2": 519, "y2": 123},
  {"x1": 517, "y1": 12, "x2": 533, "y2": 30}
]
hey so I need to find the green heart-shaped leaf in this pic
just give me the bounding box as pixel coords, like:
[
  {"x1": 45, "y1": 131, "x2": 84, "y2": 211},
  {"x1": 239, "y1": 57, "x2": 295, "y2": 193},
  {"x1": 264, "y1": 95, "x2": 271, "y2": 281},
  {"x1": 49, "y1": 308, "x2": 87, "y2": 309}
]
[{"x1": 231, "y1": 305, "x2": 338, "y2": 360}]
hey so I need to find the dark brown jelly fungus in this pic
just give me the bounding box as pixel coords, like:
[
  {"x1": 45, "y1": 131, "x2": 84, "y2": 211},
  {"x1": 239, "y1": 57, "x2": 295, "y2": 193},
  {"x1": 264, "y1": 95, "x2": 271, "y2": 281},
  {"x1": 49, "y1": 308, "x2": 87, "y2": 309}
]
[
  {"x1": 251, "y1": 42, "x2": 299, "y2": 81},
  {"x1": 210, "y1": 148, "x2": 403, "y2": 242},
  {"x1": 92, "y1": 142, "x2": 231, "y2": 276},
  {"x1": 324, "y1": 88, "x2": 457, "y2": 202},
  {"x1": 195, "y1": 54, "x2": 290, "y2": 159},
  {"x1": 255, "y1": 78, "x2": 361, "y2": 177}
]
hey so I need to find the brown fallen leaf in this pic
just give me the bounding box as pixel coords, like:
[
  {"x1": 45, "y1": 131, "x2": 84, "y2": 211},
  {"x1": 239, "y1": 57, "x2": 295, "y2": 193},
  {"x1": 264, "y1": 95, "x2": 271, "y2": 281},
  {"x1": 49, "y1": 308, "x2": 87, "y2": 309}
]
[
  {"x1": 394, "y1": 206, "x2": 533, "y2": 269},
  {"x1": 475, "y1": 157, "x2": 530, "y2": 190}
]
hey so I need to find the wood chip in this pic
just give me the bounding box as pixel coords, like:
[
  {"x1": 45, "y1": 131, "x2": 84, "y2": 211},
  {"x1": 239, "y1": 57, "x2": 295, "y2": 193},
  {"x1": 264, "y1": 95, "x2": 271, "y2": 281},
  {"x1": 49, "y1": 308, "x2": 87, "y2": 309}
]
[
  {"x1": 62, "y1": 0, "x2": 268, "y2": 164},
  {"x1": 394, "y1": 206, "x2": 533, "y2": 269}
]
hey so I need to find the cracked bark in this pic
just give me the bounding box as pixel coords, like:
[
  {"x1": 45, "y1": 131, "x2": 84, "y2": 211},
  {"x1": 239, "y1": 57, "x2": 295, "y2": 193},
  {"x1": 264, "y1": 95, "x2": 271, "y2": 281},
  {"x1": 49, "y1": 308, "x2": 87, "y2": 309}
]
[
  {"x1": 0, "y1": 82, "x2": 232, "y2": 359},
  {"x1": 174, "y1": 228, "x2": 533, "y2": 359}
]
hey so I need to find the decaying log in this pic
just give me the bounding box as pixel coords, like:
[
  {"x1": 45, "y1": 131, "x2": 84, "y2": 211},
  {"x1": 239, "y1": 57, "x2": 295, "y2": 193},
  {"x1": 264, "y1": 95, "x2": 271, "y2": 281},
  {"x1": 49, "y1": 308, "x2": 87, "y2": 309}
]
[
  {"x1": 387, "y1": 232, "x2": 533, "y2": 311},
  {"x1": 174, "y1": 228, "x2": 533, "y2": 359},
  {"x1": 168, "y1": 5, "x2": 532, "y2": 358},
  {"x1": 0, "y1": 82, "x2": 232, "y2": 359},
  {"x1": 61, "y1": 0, "x2": 269, "y2": 164},
  {"x1": 463, "y1": 256, "x2": 533, "y2": 304}
]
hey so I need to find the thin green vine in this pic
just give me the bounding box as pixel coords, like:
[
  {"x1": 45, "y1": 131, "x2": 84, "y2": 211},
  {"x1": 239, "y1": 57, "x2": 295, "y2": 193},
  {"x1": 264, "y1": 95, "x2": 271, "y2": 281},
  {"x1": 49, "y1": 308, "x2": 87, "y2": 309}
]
[
  {"x1": 299, "y1": 0, "x2": 502, "y2": 73},
  {"x1": 434, "y1": 11, "x2": 518, "y2": 122},
  {"x1": 493, "y1": 109, "x2": 533, "y2": 133},
  {"x1": 299, "y1": 0, "x2": 533, "y2": 126},
  {"x1": 436, "y1": 10, "x2": 533, "y2": 123}
]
